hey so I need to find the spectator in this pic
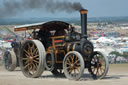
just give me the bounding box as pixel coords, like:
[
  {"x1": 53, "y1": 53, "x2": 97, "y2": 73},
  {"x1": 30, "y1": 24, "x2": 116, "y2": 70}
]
[{"x1": 11, "y1": 38, "x2": 19, "y2": 55}]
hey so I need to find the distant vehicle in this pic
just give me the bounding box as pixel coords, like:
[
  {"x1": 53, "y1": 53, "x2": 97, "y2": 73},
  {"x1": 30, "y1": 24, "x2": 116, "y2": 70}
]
[
  {"x1": 3, "y1": 43, "x2": 20, "y2": 71},
  {"x1": 3, "y1": 49, "x2": 17, "y2": 71},
  {"x1": 7, "y1": 39, "x2": 13, "y2": 42}
]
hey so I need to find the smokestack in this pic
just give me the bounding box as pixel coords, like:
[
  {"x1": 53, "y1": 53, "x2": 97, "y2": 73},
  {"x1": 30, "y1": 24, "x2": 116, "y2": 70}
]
[{"x1": 80, "y1": 9, "x2": 88, "y2": 39}]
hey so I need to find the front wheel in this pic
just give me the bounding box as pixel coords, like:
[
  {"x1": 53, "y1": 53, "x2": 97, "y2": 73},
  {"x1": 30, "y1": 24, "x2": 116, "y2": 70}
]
[
  {"x1": 88, "y1": 51, "x2": 109, "y2": 79},
  {"x1": 63, "y1": 51, "x2": 85, "y2": 80}
]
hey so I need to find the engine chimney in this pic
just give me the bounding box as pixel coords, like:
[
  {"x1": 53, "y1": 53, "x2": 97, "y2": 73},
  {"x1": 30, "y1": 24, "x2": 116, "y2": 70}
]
[{"x1": 80, "y1": 9, "x2": 88, "y2": 39}]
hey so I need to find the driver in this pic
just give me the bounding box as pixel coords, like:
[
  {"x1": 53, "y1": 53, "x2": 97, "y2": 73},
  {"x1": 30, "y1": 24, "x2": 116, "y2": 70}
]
[
  {"x1": 54, "y1": 29, "x2": 66, "y2": 36},
  {"x1": 38, "y1": 29, "x2": 51, "y2": 48}
]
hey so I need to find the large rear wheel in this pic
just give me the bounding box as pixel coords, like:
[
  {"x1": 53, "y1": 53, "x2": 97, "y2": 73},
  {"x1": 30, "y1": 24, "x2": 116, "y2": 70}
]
[
  {"x1": 20, "y1": 40, "x2": 46, "y2": 78},
  {"x1": 63, "y1": 51, "x2": 85, "y2": 80},
  {"x1": 88, "y1": 51, "x2": 109, "y2": 79}
]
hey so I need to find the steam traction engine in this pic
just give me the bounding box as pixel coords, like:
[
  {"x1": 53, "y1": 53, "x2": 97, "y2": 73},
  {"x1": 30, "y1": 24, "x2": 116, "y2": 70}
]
[{"x1": 14, "y1": 9, "x2": 109, "y2": 80}]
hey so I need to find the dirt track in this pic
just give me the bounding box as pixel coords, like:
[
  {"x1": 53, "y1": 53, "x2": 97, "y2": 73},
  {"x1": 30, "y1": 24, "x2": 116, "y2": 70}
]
[{"x1": 0, "y1": 64, "x2": 128, "y2": 85}]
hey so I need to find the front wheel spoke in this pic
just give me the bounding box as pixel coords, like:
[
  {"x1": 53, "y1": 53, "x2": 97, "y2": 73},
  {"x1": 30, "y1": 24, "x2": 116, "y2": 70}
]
[
  {"x1": 91, "y1": 67, "x2": 96, "y2": 73},
  {"x1": 99, "y1": 67, "x2": 103, "y2": 73},
  {"x1": 73, "y1": 69, "x2": 76, "y2": 76},
  {"x1": 70, "y1": 55, "x2": 74, "y2": 63},
  {"x1": 92, "y1": 58, "x2": 96, "y2": 63},
  {"x1": 96, "y1": 67, "x2": 100, "y2": 76},
  {"x1": 101, "y1": 63, "x2": 105, "y2": 67},
  {"x1": 76, "y1": 68, "x2": 80, "y2": 73},
  {"x1": 100, "y1": 67, "x2": 105, "y2": 72},
  {"x1": 67, "y1": 62, "x2": 71, "y2": 65},
  {"x1": 67, "y1": 58, "x2": 72, "y2": 64},
  {"x1": 100, "y1": 59, "x2": 104, "y2": 63},
  {"x1": 66, "y1": 65, "x2": 72, "y2": 69},
  {"x1": 91, "y1": 63, "x2": 95, "y2": 66},
  {"x1": 75, "y1": 55, "x2": 78, "y2": 60},
  {"x1": 96, "y1": 56, "x2": 100, "y2": 62},
  {"x1": 74, "y1": 59, "x2": 79, "y2": 65},
  {"x1": 76, "y1": 63, "x2": 80, "y2": 66},
  {"x1": 75, "y1": 67, "x2": 80, "y2": 70},
  {"x1": 69, "y1": 68, "x2": 73, "y2": 73}
]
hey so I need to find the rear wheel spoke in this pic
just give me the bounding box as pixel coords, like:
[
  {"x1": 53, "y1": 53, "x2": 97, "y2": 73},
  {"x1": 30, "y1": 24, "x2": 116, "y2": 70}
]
[
  {"x1": 34, "y1": 55, "x2": 39, "y2": 58},
  {"x1": 22, "y1": 58, "x2": 28, "y2": 60},
  {"x1": 24, "y1": 63, "x2": 30, "y2": 69},
  {"x1": 24, "y1": 49, "x2": 30, "y2": 56},
  {"x1": 33, "y1": 60, "x2": 39, "y2": 64}
]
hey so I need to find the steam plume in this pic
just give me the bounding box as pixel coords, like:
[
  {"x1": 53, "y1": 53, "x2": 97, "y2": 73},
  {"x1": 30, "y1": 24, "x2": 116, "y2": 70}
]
[{"x1": 0, "y1": 0, "x2": 84, "y2": 18}]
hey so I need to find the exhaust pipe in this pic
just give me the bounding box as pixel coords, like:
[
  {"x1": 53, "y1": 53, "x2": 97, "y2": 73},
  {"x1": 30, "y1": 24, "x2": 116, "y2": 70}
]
[{"x1": 80, "y1": 9, "x2": 88, "y2": 39}]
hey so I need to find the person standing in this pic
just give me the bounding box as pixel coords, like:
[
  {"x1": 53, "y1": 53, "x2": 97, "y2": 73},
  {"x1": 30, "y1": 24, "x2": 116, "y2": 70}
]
[{"x1": 11, "y1": 38, "x2": 19, "y2": 55}]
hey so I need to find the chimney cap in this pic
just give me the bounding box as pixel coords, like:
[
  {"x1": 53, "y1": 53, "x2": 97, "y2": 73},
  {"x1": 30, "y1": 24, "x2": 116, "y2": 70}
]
[{"x1": 80, "y1": 9, "x2": 88, "y2": 14}]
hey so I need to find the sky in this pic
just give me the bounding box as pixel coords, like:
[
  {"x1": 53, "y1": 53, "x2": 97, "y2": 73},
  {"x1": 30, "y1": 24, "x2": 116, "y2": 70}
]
[{"x1": 0, "y1": 0, "x2": 128, "y2": 18}]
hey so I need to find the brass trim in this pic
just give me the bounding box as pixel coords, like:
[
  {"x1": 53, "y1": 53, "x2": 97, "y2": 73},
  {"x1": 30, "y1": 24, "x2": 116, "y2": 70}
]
[
  {"x1": 72, "y1": 43, "x2": 76, "y2": 51},
  {"x1": 55, "y1": 50, "x2": 65, "y2": 63},
  {"x1": 80, "y1": 10, "x2": 88, "y2": 14},
  {"x1": 51, "y1": 36, "x2": 65, "y2": 39},
  {"x1": 15, "y1": 28, "x2": 27, "y2": 32},
  {"x1": 67, "y1": 44, "x2": 71, "y2": 53}
]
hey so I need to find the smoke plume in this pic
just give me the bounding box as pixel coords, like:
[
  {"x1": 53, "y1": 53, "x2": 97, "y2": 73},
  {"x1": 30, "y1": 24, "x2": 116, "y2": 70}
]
[{"x1": 0, "y1": 0, "x2": 84, "y2": 18}]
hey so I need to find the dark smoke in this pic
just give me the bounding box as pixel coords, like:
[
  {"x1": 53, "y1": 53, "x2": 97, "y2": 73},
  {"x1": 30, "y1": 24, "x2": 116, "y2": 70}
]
[{"x1": 0, "y1": 0, "x2": 84, "y2": 18}]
